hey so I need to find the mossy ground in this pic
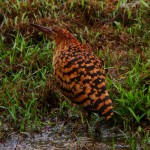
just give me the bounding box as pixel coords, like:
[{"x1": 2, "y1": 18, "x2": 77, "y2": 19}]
[{"x1": 0, "y1": 0, "x2": 150, "y2": 148}]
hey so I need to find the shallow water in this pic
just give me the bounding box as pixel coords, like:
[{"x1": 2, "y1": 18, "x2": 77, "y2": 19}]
[
  {"x1": 0, "y1": 120, "x2": 135, "y2": 150},
  {"x1": 1, "y1": 116, "x2": 150, "y2": 150}
]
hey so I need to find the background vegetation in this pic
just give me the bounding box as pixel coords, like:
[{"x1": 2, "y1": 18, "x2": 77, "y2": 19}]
[{"x1": 0, "y1": 0, "x2": 150, "y2": 148}]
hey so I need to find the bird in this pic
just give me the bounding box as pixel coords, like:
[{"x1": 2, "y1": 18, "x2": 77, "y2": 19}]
[{"x1": 31, "y1": 23, "x2": 113, "y2": 120}]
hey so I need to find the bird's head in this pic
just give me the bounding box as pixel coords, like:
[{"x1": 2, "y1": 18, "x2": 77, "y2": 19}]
[{"x1": 31, "y1": 23, "x2": 79, "y2": 46}]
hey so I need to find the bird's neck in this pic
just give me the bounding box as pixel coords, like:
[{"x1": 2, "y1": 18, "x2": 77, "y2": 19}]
[
  {"x1": 55, "y1": 38, "x2": 91, "y2": 54},
  {"x1": 55, "y1": 38, "x2": 80, "y2": 51}
]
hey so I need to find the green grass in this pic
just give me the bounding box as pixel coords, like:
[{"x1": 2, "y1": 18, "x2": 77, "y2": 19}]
[{"x1": 0, "y1": 0, "x2": 150, "y2": 149}]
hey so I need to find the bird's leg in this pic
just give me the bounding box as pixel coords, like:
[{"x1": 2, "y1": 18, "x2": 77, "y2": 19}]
[
  {"x1": 87, "y1": 112, "x2": 92, "y2": 122},
  {"x1": 85, "y1": 112, "x2": 92, "y2": 134},
  {"x1": 72, "y1": 110, "x2": 91, "y2": 134},
  {"x1": 72, "y1": 115, "x2": 83, "y2": 134}
]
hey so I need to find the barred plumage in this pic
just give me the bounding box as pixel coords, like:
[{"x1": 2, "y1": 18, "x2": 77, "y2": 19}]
[{"x1": 31, "y1": 24, "x2": 113, "y2": 120}]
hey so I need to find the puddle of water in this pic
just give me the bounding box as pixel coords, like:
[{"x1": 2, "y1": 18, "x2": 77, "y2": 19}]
[{"x1": 0, "y1": 120, "x2": 149, "y2": 150}]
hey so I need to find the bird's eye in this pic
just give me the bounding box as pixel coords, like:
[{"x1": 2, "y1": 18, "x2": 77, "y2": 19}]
[{"x1": 53, "y1": 32, "x2": 57, "y2": 37}]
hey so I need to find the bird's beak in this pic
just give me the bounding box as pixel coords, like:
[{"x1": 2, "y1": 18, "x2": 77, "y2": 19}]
[{"x1": 30, "y1": 23, "x2": 56, "y2": 37}]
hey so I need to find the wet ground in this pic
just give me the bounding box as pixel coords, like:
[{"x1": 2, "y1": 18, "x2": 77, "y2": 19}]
[{"x1": 1, "y1": 119, "x2": 144, "y2": 150}]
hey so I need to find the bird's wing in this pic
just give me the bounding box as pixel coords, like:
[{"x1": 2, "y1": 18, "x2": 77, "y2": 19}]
[{"x1": 54, "y1": 50, "x2": 108, "y2": 110}]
